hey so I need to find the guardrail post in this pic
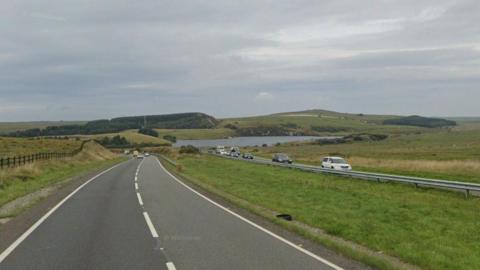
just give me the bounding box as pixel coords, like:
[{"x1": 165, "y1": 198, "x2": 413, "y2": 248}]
[{"x1": 465, "y1": 189, "x2": 470, "y2": 199}]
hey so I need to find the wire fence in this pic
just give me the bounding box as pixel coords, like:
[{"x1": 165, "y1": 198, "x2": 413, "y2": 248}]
[{"x1": 0, "y1": 140, "x2": 90, "y2": 170}]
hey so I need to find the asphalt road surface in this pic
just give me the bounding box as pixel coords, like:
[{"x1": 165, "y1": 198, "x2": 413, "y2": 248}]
[{"x1": 0, "y1": 156, "x2": 343, "y2": 270}]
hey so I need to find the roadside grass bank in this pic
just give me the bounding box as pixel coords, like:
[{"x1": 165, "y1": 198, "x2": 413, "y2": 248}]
[
  {"x1": 0, "y1": 142, "x2": 125, "y2": 213},
  {"x1": 167, "y1": 154, "x2": 480, "y2": 270}
]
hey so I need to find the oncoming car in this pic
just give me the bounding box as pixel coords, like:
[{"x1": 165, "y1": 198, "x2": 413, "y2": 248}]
[
  {"x1": 321, "y1": 157, "x2": 352, "y2": 170},
  {"x1": 242, "y1": 153, "x2": 254, "y2": 159}
]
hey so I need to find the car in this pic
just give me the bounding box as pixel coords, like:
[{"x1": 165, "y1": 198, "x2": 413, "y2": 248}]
[
  {"x1": 321, "y1": 157, "x2": 352, "y2": 170},
  {"x1": 229, "y1": 146, "x2": 240, "y2": 157},
  {"x1": 137, "y1": 154, "x2": 144, "y2": 159},
  {"x1": 144, "y1": 153, "x2": 150, "y2": 157},
  {"x1": 242, "y1": 153, "x2": 254, "y2": 159},
  {"x1": 272, "y1": 153, "x2": 293, "y2": 164},
  {"x1": 215, "y1": 145, "x2": 226, "y2": 155}
]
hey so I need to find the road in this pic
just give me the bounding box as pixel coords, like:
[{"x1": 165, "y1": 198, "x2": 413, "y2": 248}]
[{"x1": 0, "y1": 156, "x2": 343, "y2": 270}]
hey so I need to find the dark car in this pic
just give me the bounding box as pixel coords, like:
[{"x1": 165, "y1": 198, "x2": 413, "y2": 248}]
[
  {"x1": 242, "y1": 153, "x2": 254, "y2": 159},
  {"x1": 272, "y1": 153, "x2": 292, "y2": 164}
]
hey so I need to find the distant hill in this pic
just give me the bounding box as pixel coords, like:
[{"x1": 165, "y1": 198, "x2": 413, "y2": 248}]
[
  {"x1": 0, "y1": 121, "x2": 86, "y2": 135},
  {"x1": 8, "y1": 113, "x2": 218, "y2": 137},
  {"x1": 383, "y1": 115, "x2": 457, "y2": 128}
]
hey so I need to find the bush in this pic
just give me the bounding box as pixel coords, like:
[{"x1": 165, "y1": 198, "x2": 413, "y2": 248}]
[
  {"x1": 179, "y1": 145, "x2": 200, "y2": 154},
  {"x1": 138, "y1": 128, "x2": 158, "y2": 137},
  {"x1": 311, "y1": 126, "x2": 348, "y2": 133},
  {"x1": 96, "y1": 135, "x2": 129, "y2": 147},
  {"x1": 224, "y1": 123, "x2": 238, "y2": 130},
  {"x1": 163, "y1": 135, "x2": 177, "y2": 143}
]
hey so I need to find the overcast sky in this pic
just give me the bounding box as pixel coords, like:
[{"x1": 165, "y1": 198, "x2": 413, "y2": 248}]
[{"x1": 1, "y1": 0, "x2": 479, "y2": 121}]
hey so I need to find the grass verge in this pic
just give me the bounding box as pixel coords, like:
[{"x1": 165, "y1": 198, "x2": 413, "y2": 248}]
[
  {"x1": 165, "y1": 154, "x2": 480, "y2": 270},
  {"x1": 0, "y1": 142, "x2": 125, "y2": 211}
]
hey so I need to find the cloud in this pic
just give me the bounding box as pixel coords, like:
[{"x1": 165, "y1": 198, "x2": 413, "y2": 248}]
[{"x1": 0, "y1": 0, "x2": 479, "y2": 120}]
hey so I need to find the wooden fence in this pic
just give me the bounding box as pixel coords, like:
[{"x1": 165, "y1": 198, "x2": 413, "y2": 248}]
[{"x1": 0, "y1": 140, "x2": 90, "y2": 170}]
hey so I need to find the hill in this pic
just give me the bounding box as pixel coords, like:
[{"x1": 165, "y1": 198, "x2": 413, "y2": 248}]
[
  {"x1": 0, "y1": 121, "x2": 86, "y2": 135},
  {"x1": 218, "y1": 109, "x2": 428, "y2": 137},
  {"x1": 383, "y1": 115, "x2": 457, "y2": 128},
  {"x1": 7, "y1": 113, "x2": 218, "y2": 137}
]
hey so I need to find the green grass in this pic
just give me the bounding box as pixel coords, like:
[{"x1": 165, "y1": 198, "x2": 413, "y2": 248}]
[
  {"x1": 175, "y1": 155, "x2": 480, "y2": 270},
  {"x1": 82, "y1": 130, "x2": 171, "y2": 145},
  {"x1": 0, "y1": 142, "x2": 125, "y2": 210},
  {"x1": 0, "y1": 137, "x2": 83, "y2": 157},
  {"x1": 155, "y1": 128, "x2": 235, "y2": 140},
  {"x1": 0, "y1": 157, "x2": 124, "y2": 209}
]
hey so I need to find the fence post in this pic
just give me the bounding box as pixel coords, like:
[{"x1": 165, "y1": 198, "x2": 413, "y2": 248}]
[{"x1": 0, "y1": 158, "x2": 3, "y2": 169}]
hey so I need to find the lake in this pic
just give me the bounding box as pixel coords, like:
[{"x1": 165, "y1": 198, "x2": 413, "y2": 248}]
[{"x1": 174, "y1": 136, "x2": 337, "y2": 148}]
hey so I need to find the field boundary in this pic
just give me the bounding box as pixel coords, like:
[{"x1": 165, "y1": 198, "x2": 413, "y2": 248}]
[{"x1": 0, "y1": 140, "x2": 90, "y2": 170}]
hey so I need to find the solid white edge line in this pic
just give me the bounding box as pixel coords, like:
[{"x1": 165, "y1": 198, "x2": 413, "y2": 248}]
[
  {"x1": 166, "y1": 262, "x2": 177, "y2": 270},
  {"x1": 155, "y1": 158, "x2": 343, "y2": 270},
  {"x1": 137, "y1": 193, "x2": 144, "y2": 206},
  {"x1": 0, "y1": 161, "x2": 127, "y2": 264},
  {"x1": 143, "y1": 212, "x2": 159, "y2": 238}
]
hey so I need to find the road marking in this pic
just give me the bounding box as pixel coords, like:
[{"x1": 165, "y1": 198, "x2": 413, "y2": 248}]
[
  {"x1": 166, "y1": 262, "x2": 177, "y2": 270},
  {"x1": 143, "y1": 212, "x2": 159, "y2": 238},
  {"x1": 137, "y1": 192, "x2": 144, "y2": 206},
  {"x1": 155, "y1": 158, "x2": 343, "y2": 270},
  {"x1": 0, "y1": 161, "x2": 128, "y2": 264},
  {"x1": 135, "y1": 176, "x2": 138, "y2": 182},
  {"x1": 135, "y1": 182, "x2": 139, "y2": 190}
]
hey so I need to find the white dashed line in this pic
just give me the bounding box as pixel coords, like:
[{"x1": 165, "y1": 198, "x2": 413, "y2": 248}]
[
  {"x1": 143, "y1": 212, "x2": 159, "y2": 238},
  {"x1": 135, "y1": 182, "x2": 139, "y2": 190},
  {"x1": 166, "y1": 262, "x2": 177, "y2": 270},
  {"x1": 155, "y1": 158, "x2": 343, "y2": 270},
  {"x1": 137, "y1": 192, "x2": 144, "y2": 206}
]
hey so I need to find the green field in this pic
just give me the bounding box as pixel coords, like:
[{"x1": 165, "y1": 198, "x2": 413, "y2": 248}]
[
  {"x1": 243, "y1": 124, "x2": 480, "y2": 183},
  {"x1": 220, "y1": 110, "x2": 429, "y2": 134},
  {"x1": 0, "y1": 121, "x2": 86, "y2": 135},
  {"x1": 80, "y1": 130, "x2": 171, "y2": 145},
  {"x1": 172, "y1": 154, "x2": 480, "y2": 270},
  {"x1": 0, "y1": 137, "x2": 83, "y2": 157},
  {"x1": 155, "y1": 128, "x2": 235, "y2": 140}
]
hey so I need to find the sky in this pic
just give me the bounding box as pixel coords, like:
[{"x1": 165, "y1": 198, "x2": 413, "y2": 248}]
[{"x1": 1, "y1": 0, "x2": 479, "y2": 121}]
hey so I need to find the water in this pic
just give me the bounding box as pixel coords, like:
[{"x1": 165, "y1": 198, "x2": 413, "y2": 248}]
[{"x1": 174, "y1": 136, "x2": 337, "y2": 148}]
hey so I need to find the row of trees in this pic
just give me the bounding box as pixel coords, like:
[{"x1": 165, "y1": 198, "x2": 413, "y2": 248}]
[{"x1": 9, "y1": 113, "x2": 218, "y2": 137}]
